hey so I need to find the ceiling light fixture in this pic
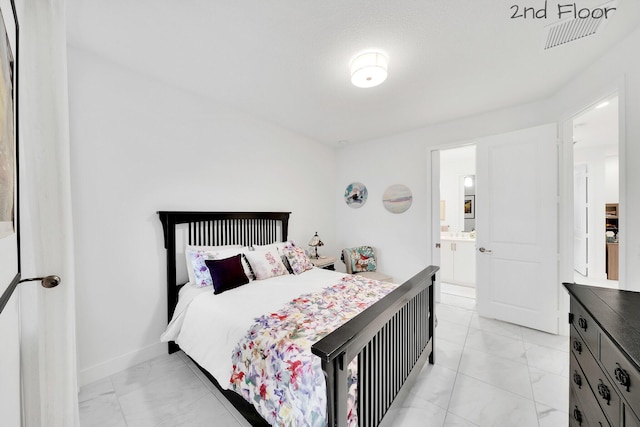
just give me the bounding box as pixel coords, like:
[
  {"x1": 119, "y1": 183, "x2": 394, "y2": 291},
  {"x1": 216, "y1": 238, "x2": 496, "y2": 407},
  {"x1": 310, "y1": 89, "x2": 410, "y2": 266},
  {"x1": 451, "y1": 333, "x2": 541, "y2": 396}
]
[
  {"x1": 464, "y1": 176, "x2": 474, "y2": 188},
  {"x1": 350, "y1": 51, "x2": 388, "y2": 88}
]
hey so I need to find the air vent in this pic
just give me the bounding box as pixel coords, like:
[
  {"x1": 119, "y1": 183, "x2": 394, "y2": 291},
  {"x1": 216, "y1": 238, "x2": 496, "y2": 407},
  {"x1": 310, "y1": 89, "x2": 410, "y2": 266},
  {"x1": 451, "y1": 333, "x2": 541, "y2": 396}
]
[{"x1": 544, "y1": 1, "x2": 617, "y2": 50}]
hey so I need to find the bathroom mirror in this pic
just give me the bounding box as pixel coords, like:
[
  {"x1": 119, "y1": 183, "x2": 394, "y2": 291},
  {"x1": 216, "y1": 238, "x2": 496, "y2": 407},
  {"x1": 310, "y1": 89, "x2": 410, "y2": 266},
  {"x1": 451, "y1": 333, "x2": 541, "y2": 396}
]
[{"x1": 463, "y1": 175, "x2": 475, "y2": 232}]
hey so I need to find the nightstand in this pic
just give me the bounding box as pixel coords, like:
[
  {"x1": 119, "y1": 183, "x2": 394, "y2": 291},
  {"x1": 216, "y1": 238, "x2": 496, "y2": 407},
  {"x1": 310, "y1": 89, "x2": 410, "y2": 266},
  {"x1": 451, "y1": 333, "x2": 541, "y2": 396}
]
[{"x1": 310, "y1": 256, "x2": 337, "y2": 271}]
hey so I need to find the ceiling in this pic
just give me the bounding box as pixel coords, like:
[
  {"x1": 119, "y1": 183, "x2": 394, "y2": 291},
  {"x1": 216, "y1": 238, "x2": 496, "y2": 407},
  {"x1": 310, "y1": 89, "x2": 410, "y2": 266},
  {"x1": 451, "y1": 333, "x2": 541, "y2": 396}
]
[{"x1": 65, "y1": 1, "x2": 640, "y2": 146}]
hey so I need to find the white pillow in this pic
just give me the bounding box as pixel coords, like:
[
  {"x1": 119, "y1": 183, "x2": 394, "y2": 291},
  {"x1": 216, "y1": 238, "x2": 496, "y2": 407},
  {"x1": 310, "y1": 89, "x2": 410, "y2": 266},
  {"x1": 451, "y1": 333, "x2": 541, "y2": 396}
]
[
  {"x1": 244, "y1": 249, "x2": 289, "y2": 280},
  {"x1": 185, "y1": 244, "x2": 246, "y2": 287},
  {"x1": 252, "y1": 241, "x2": 294, "y2": 272}
]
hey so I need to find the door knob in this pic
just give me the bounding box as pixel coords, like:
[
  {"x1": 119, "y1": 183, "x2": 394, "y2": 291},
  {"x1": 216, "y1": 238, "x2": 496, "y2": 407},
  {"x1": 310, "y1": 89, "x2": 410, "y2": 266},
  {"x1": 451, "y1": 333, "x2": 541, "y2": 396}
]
[{"x1": 479, "y1": 247, "x2": 492, "y2": 253}]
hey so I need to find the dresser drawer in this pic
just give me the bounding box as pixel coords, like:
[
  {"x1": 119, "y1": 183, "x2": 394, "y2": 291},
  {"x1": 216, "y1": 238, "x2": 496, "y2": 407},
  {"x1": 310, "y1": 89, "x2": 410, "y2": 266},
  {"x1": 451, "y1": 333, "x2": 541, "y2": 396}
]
[
  {"x1": 626, "y1": 405, "x2": 640, "y2": 427},
  {"x1": 573, "y1": 326, "x2": 597, "y2": 372},
  {"x1": 571, "y1": 299, "x2": 600, "y2": 357},
  {"x1": 570, "y1": 385, "x2": 592, "y2": 427},
  {"x1": 580, "y1": 350, "x2": 622, "y2": 426},
  {"x1": 571, "y1": 351, "x2": 613, "y2": 427},
  {"x1": 600, "y1": 333, "x2": 640, "y2": 420}
]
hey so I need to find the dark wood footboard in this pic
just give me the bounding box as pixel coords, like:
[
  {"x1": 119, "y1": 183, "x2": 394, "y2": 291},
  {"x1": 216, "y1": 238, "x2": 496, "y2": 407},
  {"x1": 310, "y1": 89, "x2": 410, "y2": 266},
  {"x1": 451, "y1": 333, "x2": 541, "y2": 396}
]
[{"x1": 312, "y1": 265, "x2": 438, "y2": 427}]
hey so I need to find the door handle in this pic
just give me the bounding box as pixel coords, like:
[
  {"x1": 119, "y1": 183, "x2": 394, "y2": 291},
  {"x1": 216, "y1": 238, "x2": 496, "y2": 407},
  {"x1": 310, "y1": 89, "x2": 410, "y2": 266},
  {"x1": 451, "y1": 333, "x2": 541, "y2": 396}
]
[{"x1": 479, "y1": 247, "x2": 492, "y2": 253}]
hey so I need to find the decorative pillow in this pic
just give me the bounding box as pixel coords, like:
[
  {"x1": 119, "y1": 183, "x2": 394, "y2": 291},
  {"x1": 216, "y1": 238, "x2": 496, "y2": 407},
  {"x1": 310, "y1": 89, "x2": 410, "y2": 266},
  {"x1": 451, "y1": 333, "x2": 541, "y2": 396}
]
[
  {"x1": 185, "y1": 244, "x2": 243, "y2": 285},
  {"x1": 252, "y1": 241, "x2": 295, "y2": 273},
  {"x1": 187, "y1": 250, "x2": 216, "y2": 287},
  {"x1": 205, "y1": 255, "x2": 250, "y2": 295},
  {"x1": 186, "y1": 246, "x2": 253, "y2": 287},
  {"x1": 347, "y1": 246, "x2": 377, "y2": 273},
  {"x1": 282, "y1": 245, "x2": 314, "y2": 275},
  {"x1": 207, "y1": 247, "x2": 255, "y2": 281},
  {"x1": 244, "y1": 249, "x2": 289, "y2": 280}
]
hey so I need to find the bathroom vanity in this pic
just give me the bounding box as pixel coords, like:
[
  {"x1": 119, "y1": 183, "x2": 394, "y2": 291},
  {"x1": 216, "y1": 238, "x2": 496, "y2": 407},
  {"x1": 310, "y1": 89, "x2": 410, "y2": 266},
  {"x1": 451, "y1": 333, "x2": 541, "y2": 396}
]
[{"x1": 440, "y1": 235, "x2": 476, "y2": 286}]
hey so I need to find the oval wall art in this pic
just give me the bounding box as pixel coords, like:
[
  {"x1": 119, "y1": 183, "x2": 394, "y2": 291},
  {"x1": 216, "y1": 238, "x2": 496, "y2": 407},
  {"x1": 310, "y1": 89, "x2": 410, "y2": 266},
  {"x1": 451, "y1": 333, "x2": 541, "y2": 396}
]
[
  {"x1": 344, "y1": 182, "x2": 368, "y2": 208},
  {"x1": 383, "y1": 184, "x2": 413, "y2": 214}
]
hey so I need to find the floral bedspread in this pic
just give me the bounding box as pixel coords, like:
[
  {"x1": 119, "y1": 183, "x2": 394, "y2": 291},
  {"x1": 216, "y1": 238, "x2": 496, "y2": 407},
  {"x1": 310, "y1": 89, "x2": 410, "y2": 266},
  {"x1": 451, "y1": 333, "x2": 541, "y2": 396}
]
[{"x1": 229, "y1": 275, "x2": 398, "y2": 427}]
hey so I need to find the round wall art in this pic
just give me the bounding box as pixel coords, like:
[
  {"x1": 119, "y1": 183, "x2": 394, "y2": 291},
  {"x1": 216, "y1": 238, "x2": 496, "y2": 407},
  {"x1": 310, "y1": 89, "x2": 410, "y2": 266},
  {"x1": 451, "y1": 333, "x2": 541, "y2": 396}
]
[
  {"x1": 344, "y1": 182, "x2": 368, "y2": 208},
  {"x1": 383, "y1": 184, "x2": 413, "y2": 214}
]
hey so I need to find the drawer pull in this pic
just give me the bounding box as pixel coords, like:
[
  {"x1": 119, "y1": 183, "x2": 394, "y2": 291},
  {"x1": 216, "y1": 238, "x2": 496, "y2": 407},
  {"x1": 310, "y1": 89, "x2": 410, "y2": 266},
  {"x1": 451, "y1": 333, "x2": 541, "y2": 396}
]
[
  {"x1": 614, "y1": 363, "x2": 631, "y2": 391},
  {"x1": 573, "y1": 406, "x2": 583, "y2": 426},
  {"x1": 578, "y1": 317, "x2": 588, "y2": 331},
  {"x1": 573, "y1": 339, "x2": 583, "y2": 354},
  {"x1": 573, "y1": 371, "x2": 582, "y2": 388},
  {"x1": 597, "y1": 379, "x2": 611, "y2": 405}
]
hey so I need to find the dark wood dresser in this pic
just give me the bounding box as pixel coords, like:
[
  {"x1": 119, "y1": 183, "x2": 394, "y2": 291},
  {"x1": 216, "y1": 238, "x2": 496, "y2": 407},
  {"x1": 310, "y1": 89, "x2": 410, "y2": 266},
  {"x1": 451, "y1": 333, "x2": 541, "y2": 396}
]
[{"x1": 564, "y1": 283, "x2": 640, "y2": 427}]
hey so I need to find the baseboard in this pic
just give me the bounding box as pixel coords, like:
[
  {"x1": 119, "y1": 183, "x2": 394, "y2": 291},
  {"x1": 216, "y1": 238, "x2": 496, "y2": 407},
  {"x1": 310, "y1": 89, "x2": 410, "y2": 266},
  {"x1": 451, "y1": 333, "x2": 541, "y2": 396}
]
[{"x1": 78, "y1": 342, "x2": 166, "y2": 387}]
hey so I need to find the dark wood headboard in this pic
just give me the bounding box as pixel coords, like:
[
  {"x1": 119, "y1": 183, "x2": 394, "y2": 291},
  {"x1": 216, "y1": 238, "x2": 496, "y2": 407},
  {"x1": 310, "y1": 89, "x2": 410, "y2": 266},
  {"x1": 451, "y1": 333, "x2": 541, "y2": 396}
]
[{"x1": 157, "y1": 211, "x2": 291, "y2": 353}]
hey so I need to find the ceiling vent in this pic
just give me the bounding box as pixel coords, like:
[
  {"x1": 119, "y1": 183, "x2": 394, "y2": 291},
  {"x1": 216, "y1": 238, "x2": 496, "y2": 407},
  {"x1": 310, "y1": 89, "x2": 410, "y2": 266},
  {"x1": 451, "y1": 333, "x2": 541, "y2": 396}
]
[{"x1": 544, "y1": 0, "x2": 617, "y2": 50}]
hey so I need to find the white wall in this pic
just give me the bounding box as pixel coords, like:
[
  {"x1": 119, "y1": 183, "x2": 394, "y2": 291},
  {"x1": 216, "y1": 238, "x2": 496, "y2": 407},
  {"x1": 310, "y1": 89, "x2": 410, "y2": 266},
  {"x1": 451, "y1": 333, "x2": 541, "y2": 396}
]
[
  {"x1": 67, "y1": 46, "x2": 338, "y2": 385},
  {"x1": 336, "y1": 24, "x2": 640, "y2": 289},
  {"x1": 605, "y1": 156, "x2": 619, "y2": 203},
  {"x1": 335, "y1": 98, "x2": 555, "y2": 282}
]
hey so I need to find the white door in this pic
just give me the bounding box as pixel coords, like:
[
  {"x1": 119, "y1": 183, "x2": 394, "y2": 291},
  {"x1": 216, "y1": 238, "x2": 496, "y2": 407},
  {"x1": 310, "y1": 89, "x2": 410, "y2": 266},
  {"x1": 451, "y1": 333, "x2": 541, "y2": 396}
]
[
  {"x1": 430, "y1": 150, "x2": 442, "y2": 301},
  {"x1": 476, "y1": 123, "x2": 559, "y2": 334},
  {"x1": 574, "y1": 164, "x2": 588, "y2": 276},
  {"x1": 1, "y1": 236, "x2": 21, "y2": 427},
  {"x1": 0, "y1": 295, "x2": 21, "y2": 427}
]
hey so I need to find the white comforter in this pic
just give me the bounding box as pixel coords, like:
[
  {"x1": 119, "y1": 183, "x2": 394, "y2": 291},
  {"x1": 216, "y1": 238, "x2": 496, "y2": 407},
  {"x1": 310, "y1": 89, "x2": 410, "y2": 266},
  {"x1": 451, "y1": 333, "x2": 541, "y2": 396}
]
[{"x1": 161, "y1": 267, "x2": 348, "y2": 387}]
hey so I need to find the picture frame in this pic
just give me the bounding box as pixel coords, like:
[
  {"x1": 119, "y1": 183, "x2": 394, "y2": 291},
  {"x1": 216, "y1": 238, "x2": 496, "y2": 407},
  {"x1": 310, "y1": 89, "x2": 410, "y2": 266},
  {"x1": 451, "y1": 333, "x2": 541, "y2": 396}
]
[
  {"x1": 0, "y1": 0, "x2": 20, "y2": 312},
  {"x1": 464, "y1": 195, "x2": 475, "y2": 219},
  {"x1": 0, "y1": 4, "x2": 15, "y2": 239}
]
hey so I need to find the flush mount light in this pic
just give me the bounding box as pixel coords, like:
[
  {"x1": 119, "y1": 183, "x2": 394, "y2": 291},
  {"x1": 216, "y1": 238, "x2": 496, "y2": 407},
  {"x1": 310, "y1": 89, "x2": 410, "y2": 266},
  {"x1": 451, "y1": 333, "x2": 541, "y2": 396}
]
[{"x1": 350, "y1": 51, "x2": 388, "y2": 88}]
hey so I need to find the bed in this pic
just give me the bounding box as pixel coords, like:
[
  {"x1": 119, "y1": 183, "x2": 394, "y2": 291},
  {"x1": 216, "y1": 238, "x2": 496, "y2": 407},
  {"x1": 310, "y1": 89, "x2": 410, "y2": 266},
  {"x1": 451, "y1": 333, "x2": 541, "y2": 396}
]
[{"x1": 158, "y1": 211, "x2": 437, "y2": 427}]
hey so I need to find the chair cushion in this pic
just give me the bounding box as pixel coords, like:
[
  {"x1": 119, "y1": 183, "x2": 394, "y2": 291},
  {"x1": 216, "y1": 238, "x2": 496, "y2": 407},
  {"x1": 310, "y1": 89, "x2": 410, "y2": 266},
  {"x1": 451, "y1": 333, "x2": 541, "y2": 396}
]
[{"x1": 344, "y1": 246, "x2": 377, "y2": 273}]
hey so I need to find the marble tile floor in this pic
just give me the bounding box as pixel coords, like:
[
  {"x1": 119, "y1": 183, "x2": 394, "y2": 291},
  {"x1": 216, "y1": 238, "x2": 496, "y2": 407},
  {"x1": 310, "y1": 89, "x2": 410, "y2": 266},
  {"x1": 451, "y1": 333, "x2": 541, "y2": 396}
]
[
  {"x1": 440, "y1": 282, "x2": 476, "y2": 300},
  {"x1": 79, "y1": 297, "x2": 569, "y2": 427}
]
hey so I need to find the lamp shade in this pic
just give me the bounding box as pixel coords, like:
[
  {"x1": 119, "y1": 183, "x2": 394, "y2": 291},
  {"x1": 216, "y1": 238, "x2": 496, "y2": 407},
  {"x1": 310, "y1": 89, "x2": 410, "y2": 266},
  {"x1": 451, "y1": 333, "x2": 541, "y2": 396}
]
[
  {"x1": 350, "y1": 51, "x2": 388, "y2": 88},
  {"x1": 308, "y1": 232, "x2": 323, "y2": 247}
]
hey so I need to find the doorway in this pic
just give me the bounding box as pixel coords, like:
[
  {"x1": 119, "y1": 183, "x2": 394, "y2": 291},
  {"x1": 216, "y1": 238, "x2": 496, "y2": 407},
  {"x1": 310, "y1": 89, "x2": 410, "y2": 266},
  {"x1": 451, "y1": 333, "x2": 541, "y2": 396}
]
[
  {"x1": 572, "y1": 95, "x2": 619, "y2": 289},
  {"x1": 432, "y1": 124, "x2": 560, "y2": 333},
  {"x1": 438, "y1": 145, "x2": 477, "y2": 307}
]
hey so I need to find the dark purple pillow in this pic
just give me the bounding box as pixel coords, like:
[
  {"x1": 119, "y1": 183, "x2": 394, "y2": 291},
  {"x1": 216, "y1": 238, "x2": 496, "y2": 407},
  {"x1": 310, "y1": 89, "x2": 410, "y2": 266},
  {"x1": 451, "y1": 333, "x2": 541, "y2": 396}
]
[{"x1": 205, "y1": 255, "x2": 250, "y2": 295}]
